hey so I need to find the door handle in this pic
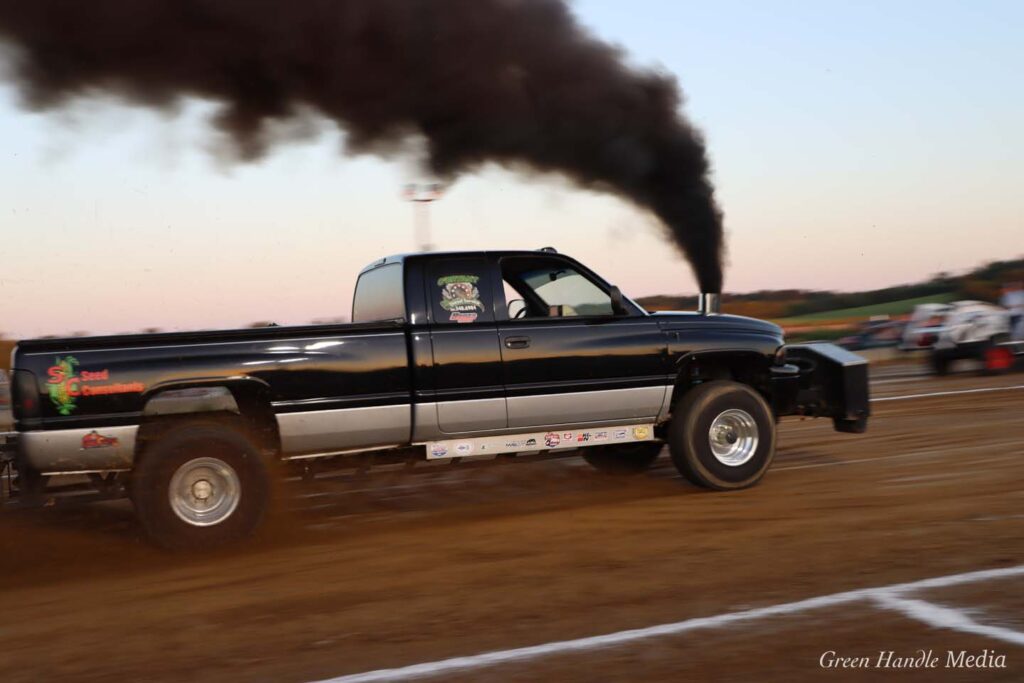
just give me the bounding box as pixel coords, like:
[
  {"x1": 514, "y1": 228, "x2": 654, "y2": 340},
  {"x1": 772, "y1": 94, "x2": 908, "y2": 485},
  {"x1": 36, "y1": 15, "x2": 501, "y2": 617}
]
[{"x1": 504, "y1": 336, "x2": 531, "y2": 349}]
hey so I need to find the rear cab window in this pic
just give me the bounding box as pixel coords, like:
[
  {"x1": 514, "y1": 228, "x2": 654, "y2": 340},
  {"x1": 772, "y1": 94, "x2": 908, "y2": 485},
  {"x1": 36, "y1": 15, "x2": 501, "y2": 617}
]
[{"x1": 352, "y1": 263, "x2": 406, "y2": 323}]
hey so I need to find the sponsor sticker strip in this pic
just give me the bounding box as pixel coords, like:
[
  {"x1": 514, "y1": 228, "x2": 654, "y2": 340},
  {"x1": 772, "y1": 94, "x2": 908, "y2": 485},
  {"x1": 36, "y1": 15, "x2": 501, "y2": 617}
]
[{"x1": 425, "y1": 423, "x2": 655, "y2": 460}]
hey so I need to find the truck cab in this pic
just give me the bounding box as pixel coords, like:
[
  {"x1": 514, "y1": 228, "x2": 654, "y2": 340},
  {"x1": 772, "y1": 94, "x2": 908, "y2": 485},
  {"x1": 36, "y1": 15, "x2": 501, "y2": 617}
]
[{"x1": 356, "y1": 251, "x2": 670, "y2": 437}]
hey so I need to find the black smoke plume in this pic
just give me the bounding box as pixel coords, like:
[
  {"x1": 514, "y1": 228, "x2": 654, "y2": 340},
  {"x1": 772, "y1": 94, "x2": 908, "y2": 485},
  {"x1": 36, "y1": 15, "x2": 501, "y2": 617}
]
[{"x1": 0, "y1": 0, "x2": 724, "y2": 290}]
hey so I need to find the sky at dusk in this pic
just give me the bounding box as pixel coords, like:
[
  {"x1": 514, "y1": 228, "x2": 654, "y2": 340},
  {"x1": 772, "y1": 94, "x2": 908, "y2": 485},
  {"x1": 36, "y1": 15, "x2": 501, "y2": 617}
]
[{"x1": 1, "y1": 0, "x2": 1021, "y2": 338}]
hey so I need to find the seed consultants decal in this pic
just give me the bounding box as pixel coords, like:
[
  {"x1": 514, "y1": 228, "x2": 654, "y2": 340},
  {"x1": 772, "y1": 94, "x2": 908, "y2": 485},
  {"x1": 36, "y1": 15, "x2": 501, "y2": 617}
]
[
  {"x1": 438, "y1": 275, "x2": 484, "y2": 323},
  {"x1": 46, "y1": 355, "x2": 145, "y2": 415}
]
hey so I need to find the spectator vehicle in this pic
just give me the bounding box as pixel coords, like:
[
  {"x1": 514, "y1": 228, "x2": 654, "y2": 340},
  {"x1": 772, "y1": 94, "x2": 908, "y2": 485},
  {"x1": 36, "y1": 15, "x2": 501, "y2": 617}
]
[{"x1": 901, "y1": 301, "x2": 1019, "y2": 374}]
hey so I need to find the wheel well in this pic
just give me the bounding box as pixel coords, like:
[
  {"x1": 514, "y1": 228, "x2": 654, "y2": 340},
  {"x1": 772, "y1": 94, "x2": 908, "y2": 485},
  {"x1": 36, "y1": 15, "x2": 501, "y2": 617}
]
[
  {"x1": 137, "y1": 383, "x2": 280, "y2": 460},
  {"x1": 670, "y1": 352, "x2": 772, "y2": 410}
]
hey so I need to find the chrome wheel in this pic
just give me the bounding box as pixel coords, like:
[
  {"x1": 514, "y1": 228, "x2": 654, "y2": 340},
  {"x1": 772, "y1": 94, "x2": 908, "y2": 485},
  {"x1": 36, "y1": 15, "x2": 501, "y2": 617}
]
[
  {"x1": 168, "y1": 456, "x2": 241, "y2": 527},
  {"x1": 708, "y1": 408, "x2": 759, "y2": 466}
]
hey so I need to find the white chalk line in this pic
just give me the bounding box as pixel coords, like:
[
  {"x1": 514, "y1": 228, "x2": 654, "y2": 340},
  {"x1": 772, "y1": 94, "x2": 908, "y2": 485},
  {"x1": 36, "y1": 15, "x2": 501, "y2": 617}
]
[
  {"x1": 872, "y1": 593, "x2": 1024, "y2": 646},
  {"x1": 871, "y1": 384, "x2": 1024, "y2": 402},
  {"x1": 314, "y1": 565, "x2": 1024, "y2": 683},
  {"x1": 870, "y1": 377, "x2": 929, "y2": 386}
]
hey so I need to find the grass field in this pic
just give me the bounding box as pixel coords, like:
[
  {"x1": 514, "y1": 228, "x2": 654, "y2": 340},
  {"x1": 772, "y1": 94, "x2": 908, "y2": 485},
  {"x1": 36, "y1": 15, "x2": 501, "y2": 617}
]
[{"x1": 775, "y1": 292, "x2": 957, "y2": 325}]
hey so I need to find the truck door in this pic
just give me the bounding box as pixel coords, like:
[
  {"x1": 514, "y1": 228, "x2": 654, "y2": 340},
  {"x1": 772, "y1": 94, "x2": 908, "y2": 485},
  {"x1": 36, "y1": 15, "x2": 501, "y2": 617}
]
[
  {"x1": 425, "y1": 256, "x2": 507, "y2": 433},
  {"x1": 495, "y1": 255, "x2": 671, "y2": 429}
]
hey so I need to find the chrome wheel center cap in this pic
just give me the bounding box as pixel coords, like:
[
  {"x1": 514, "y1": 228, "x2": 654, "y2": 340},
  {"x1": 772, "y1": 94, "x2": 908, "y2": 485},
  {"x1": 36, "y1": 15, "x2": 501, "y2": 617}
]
[{"x1": 192, "y1": 479, "x2": 213, "y2": 502}]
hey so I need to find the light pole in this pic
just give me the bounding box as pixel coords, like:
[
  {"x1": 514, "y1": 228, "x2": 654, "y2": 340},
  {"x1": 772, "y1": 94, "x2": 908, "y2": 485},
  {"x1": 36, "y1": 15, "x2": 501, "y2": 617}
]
[{"x1": 402, "y1": 182, "x2": 444, "y2": 251}]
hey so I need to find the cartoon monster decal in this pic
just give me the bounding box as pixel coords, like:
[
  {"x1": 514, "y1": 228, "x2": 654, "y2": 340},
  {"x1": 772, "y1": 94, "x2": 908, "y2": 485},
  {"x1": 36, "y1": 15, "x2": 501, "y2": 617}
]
[{"x1": 438, "y1": 274, "x2": 485, "y2": 323}]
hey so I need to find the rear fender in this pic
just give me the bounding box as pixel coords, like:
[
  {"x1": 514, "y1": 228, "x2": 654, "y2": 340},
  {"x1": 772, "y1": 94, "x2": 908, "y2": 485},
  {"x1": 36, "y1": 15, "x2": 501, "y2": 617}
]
[
  {"x1": 139, "y1": 377, "x2": 279, "y2": 454},
  {"x1": 143, "y1": 386, "x2": 240, "y2": 416}
]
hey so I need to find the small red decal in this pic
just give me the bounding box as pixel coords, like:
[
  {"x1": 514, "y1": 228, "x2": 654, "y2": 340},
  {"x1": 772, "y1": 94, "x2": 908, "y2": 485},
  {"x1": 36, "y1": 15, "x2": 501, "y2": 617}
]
[{"x1": 81, "y1": 431, "x2": 120, "y2": 449}]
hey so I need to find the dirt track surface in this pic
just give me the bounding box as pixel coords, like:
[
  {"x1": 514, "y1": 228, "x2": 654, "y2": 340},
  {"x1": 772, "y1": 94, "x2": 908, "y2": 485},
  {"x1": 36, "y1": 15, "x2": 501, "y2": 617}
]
[{"x1": 1, "y1": 364, "x2": 1022, "y2": 681}]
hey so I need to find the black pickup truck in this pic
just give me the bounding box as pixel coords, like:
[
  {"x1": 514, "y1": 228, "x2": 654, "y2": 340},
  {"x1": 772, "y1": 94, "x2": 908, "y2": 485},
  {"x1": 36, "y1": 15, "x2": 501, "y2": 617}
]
[{"x1": 0, "y1": 249, "x2": 868, "y2": 547}]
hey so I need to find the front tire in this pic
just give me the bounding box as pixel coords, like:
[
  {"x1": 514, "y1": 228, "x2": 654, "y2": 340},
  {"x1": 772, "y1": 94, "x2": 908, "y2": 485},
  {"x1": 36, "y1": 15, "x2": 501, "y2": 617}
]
[
  {"x1": 582, "y1": 442, "x2": 663, "y2": 475},
  {"x1": 131, "y1": 421, "x2": 270, "y2": 550},
  {"x1": 668, "y1": 381, "x2": 776, "y2": 490}
]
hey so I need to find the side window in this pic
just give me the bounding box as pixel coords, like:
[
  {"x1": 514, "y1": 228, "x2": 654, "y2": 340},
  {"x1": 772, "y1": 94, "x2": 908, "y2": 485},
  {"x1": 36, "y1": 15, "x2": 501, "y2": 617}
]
[
  {"x1": 428, "y1": 259, "x2": 494, "y2": 324},
  {"x1": 352, "y1": 263, "x2": 405, "y2": 323},
  {"x1": 501, "y1": 258, "x2": 613, "y2": 318}
]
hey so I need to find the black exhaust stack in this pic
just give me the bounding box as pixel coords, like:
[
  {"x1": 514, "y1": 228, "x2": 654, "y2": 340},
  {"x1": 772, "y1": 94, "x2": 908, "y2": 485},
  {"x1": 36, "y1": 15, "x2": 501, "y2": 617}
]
[{"x1": 698, "y1": 293, "x2": 721, "y2": 316}]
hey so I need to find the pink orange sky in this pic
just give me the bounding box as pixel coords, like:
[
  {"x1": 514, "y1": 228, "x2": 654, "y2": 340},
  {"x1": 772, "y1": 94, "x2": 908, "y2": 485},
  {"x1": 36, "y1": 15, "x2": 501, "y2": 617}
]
[{"x1": 1, "y1": 0, "x2": 1021, "y2": 339}]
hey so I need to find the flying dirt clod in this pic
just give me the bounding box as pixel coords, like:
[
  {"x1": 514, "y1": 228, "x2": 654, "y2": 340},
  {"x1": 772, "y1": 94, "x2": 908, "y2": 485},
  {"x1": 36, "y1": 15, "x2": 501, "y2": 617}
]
[{"x1": 0, "y1": 0, "x2": 725, "y2": 290}]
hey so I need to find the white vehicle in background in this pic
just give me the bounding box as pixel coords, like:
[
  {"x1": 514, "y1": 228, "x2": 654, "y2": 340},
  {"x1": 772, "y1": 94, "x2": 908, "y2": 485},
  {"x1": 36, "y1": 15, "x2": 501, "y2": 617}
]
[{"x1": 901, "y1": 301, "x2": 1020, "y2": 375}]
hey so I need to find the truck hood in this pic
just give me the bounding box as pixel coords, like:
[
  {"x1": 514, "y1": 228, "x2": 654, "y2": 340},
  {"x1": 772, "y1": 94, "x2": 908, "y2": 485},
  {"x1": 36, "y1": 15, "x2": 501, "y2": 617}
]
[{"x1": 647, "y1": 311, "x2": 784, "y2": 337}]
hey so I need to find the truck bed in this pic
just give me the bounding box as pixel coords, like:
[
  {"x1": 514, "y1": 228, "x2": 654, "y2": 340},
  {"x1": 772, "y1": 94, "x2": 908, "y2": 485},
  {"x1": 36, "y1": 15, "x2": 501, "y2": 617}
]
[{"x1": 15, "y1": 320, "x2": 405, "y2": 353}]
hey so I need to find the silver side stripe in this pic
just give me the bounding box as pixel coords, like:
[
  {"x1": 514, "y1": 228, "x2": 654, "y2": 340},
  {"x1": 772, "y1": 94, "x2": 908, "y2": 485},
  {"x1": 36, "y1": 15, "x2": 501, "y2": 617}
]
[
  {"x1": 276, "y1": 404, "x2": 411, "y2": 455},
  {"x1": 506, "y1": 386, "x2": 667, "y2": 429}
]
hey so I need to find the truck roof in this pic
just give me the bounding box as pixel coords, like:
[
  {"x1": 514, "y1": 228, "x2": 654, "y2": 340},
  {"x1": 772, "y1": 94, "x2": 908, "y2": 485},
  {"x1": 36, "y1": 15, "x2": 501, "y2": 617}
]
[{"x1": 359, "y1": 248, "x2": 565, "y2": 275}]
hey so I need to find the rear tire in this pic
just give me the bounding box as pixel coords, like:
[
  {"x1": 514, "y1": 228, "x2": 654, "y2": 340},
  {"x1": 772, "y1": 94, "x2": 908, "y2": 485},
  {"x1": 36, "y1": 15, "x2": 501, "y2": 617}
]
[
  {"x1": 668, "y1": 381, "x2": 776, "y2": 490},
  {"x1": 131, "y1": 421, "x2": 270, "y2": 550},
  {"x1": 582, "y1": 442, "x2": 662, "y2": 475}
]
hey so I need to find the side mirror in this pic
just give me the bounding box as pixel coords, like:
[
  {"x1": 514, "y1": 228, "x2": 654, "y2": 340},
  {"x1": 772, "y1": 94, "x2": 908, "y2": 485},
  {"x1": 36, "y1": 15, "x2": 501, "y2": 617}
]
[{"x1": 609, "y1": 286, "x2": 627, "y2": 316}]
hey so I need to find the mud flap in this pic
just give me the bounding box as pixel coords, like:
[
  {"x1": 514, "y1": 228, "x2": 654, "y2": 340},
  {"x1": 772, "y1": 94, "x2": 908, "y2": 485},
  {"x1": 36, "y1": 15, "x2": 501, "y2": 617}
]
[{"x1": 772, "y1": 343, "x2": 870, "y2": 433}]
